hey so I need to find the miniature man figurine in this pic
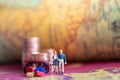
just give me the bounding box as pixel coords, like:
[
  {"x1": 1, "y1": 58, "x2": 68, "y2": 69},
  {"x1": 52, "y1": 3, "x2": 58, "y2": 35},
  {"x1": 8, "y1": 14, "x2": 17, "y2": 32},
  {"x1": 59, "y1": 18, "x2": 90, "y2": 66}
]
[
  {"x1": 53, "y1": 51, "x2": 59, "y2": 74},
  {"x1": 58, "y1": 49, "x2": 67, "y2": 74}
]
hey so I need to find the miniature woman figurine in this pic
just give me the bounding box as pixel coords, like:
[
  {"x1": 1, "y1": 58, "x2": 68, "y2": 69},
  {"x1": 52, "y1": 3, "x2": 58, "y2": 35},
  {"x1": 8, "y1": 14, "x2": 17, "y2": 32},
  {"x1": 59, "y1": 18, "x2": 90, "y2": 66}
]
[{"x1": 53, "y1": 51, "x2": 59, "y2": 74}]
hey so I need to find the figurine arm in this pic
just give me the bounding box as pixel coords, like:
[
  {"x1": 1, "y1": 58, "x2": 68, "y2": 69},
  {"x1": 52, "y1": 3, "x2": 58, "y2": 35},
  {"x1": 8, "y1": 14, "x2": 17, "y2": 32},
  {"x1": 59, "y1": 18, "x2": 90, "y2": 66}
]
[
  {"x1": 64, "y1": 54, "x2": 67, "y2": 64},
  {"x1": 56, "y1": 55, "x2": 60, "y2": 61}
]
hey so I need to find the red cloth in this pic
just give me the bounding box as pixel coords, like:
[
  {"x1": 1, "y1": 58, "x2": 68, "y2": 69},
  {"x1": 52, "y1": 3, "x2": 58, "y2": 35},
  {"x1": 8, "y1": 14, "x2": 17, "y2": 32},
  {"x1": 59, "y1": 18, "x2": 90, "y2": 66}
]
[
  {"x1": 35, "y1": 71, "x2": 45, "y2": 77},
  {"x1": 26, "y1": 67, "x2": 34, "y2": 72}
]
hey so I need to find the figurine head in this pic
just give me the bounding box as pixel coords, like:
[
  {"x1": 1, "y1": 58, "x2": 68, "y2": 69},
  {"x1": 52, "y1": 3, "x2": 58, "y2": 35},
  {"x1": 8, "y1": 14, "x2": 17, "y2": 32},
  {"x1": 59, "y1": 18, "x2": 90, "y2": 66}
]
[
  {"x1": 54, "y1": 51, "x2": 57, "y2": 54},
  {"x1": 32, "y1": 63, "x2": 37, "y2": 68},
  {"x1": 60, "y1": 49, "x2": 63, "y2": 54},
  {"x1": 40, "y1": 63, "x2": 44, "y2": 67}
]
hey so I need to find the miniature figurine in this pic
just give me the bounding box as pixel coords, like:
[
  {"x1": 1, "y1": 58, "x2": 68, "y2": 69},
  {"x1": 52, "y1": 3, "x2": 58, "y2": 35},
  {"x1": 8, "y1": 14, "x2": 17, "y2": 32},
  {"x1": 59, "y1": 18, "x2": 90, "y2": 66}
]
[
  {"x1": 35, "y1": 63, "x2": 46, "y2": 74},
  {"x1": 53, "y1": 51, "x2": 59, "y2": 74},
  {"x1": 32, "y1": 63, "x2": 37, "y2": 70},
  {"x1": 58, "y1": 49, "x2": 67, "y2": 74},
  {"x1": 25, "y1": 64, "x2": 35, "y2": 77},
  {"x1": 35, "y1": 63, "x2": 46, "y2": 77},
  {"x1": 25, "y1": 63, "x2": 33, "y2": 73}
]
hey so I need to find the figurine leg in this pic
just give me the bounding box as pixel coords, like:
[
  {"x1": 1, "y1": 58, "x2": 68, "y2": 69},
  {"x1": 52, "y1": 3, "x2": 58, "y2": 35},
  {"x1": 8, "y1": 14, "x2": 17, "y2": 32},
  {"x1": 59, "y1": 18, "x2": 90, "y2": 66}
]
[
  {"x1": 61, "y1": 62, "x2": 64, "y2": 73},
  {"x1": 53, "y1": 65, "x2": 55, "y2": 73},
  {"x1": 59, "y1": 61, "x2": 62, "y2": 73},
  {"x1": 61, "y1": 60, "x2": 64, "y2": 73},
  {"x1": 55, "y1": 66, "x2": 58, "y2": 74}
]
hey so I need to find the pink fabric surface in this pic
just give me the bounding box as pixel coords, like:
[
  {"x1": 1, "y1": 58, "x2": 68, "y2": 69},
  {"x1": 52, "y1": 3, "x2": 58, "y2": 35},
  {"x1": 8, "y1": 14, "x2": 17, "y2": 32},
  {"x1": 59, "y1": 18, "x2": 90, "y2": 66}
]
[{"x1": 0, "y1": 61, "x2": 120, "y2": 80}]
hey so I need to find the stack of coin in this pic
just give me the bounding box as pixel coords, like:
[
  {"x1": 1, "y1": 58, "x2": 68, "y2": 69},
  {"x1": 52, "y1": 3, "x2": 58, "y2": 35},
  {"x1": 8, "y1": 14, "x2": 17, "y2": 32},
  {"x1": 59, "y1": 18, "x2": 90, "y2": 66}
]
[
  {"x1": 31, "y1": 53, "x2": 49, "y2": 62},
  {"x1": 22, "y1": 37, "x2": 40, "y2": 52},
  {"x1": 41, "y1": 49, "x2": 55, "y2": 61},
  {"x1": 22, "y1": 37, "x2": 53, "y2": 73},
  {"x1": 22, "y1": 37, "x2": 40, "y2": 66}
]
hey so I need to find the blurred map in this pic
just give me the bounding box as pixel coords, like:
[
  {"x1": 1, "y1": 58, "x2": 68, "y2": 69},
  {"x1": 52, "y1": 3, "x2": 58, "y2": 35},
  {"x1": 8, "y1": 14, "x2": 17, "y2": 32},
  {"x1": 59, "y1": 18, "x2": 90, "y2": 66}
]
[{"x1": 0, "y1": 0, "x2": 120, "y2": 63}]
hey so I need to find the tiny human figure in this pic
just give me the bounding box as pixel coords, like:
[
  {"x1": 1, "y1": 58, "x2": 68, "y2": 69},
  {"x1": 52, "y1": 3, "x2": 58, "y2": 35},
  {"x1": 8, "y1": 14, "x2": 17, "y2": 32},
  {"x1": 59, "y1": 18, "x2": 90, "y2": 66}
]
[
  {"x1": 35, "y1": 63, "x2": 46, "y2": 77},
  {"x1": 53, "y1": 51, "x2": 59, "y2": 74},
  {"x1": 58, "y1": 49, "x2": 67, "y2": 74},
  {"x1": 32, "y1": 63, "x2": 37, "y2": 70}
]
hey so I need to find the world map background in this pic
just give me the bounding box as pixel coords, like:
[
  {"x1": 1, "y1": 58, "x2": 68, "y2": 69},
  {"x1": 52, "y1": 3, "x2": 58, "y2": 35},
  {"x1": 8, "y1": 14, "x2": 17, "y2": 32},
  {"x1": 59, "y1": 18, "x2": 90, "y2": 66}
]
[{"x1": 0, "y1": 0, "x2": 120, "y2": 63}]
